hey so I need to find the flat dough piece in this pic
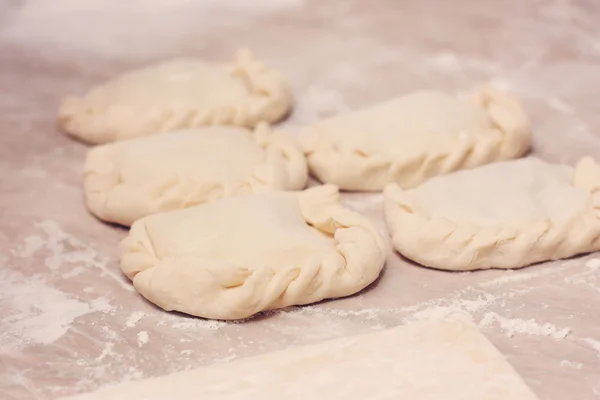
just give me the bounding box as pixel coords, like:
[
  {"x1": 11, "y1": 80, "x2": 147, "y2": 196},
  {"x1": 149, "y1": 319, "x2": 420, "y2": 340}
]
[
  {"x1": 300, "y1": 86, "x2": 531, "y2": 191},
  {"x1": 84, "y1": 124, "x2": 307, "y2": 226},
  {"x1": 384, "y1": 157, "x2": 600, "y2": 270},
  {"x1": 65, "y1": 315, "x2": 540, "y2": 400},
  {"x1": 58, "y1": 49, "x2": 292, "y2": 144},
  {"x1": 120, "y1": 185, "x2": 386, "y2": 320}
]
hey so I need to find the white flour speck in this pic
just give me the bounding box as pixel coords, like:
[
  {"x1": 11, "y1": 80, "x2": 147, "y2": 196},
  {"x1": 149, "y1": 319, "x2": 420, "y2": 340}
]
[
  {"x1": 137, "y1": 331, "x2": 149, "y2": 347},
  {"x1": 63, "y1": 266, "x2": 85, "y2": 279},
  {"x1": 96, "y1": 343, "x2": 115, "y2": 362},
  {"x1": 19, "y1": 235, "x2": 45, "y2": 257},
  {"x1": 125, "y1": 311, "x2": 146, "y2": 328},
  {"x1": 171, "y1": 319, "x2": 226, "y2": 331},
  {"x1": 560, "y1": 360, "x2": 583, "y2": 369},
  {"x1": 585, "y1": 258, "x2": 600, "y2": 270},
  {"x1": 479, "y1": 268, "x2": 555, "y2": 287},
  {"x1": 480, "y1": 312, "x2": 570, "y2": 339},
  {"x1": 90, "y1": 297, "x2": 115, "y2": 314},
  {"x1": 581, "y1": 337, "x2": 600, "y2": 353}
]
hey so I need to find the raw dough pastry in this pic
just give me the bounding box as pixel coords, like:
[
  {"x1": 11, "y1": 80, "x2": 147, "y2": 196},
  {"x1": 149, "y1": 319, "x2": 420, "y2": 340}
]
[
  {"x1": 58, "y1": 49, "x2": 292, "y2": 144},
  {"x1": 300, "y1": 86, "x2": 531, "y2": 191},
  {"x1": 84, "y1": 124, "x2": 307, "y2": 226},
  {"x1": 65, "y1": 315, "x2": 540, "y2": 400},
  {"x1": 120, "y1": 185, "x2": 386, "y2": 320},
  {"x1": 384, "y1": 157, "x2": 600, "y2": 270}
]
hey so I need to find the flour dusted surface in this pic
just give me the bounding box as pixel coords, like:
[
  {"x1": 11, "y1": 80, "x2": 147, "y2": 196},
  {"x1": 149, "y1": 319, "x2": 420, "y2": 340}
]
[{"x1": 2, "y1": 0, "x2": 600, "y2": 399}]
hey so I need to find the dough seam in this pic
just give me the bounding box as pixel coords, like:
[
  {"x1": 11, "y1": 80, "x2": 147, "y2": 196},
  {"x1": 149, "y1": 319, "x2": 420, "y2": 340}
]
[
  {"x1": 58, "y1": 49, "x2": 292, "y2": 144},
  {"x1": 384, "y1": 157, "x2": 600, "y2": 270},
  {"x1": 84, "y1": 123, "x2": 307, "y2": 226},
  {"x1": 302, "y1": 86, "x2": 532, "y2": 191},
  {"x1": 120, "y1": 185, "x2": 386, "y2": 320}
]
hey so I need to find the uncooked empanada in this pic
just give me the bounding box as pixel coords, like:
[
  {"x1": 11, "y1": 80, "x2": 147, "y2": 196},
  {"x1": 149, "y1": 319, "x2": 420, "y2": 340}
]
[
  {"x1": 120, "y1": 185, "x2": 386, "y2": 320},
  {"x1": 85, "y1": 124, "x2": 307, "y2": 226},
  {"x1": 59, "y1": 49, "x2": 292, "y2": 144},
  {"x1": 384, "y1": 157, "x2": 600, "y2": 271},
  {"x1": 300, "y1": 86, "x2": 531, "y2": 191}
]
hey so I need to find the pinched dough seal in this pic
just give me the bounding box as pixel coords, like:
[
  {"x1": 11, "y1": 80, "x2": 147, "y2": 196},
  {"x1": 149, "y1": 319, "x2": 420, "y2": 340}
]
[
  {"x1": 384, "y1": 157, "x2": 600, "y2": 271},
  {"x1": 120, "y1": 185, "x2": 386, "y2": 320},
  {"x1": 59, "y1": 49, "x2": 292, "y2": 144},
  {"x1": 84, "y1": 124, "x2": 307, "y2": 226},
  {"x1": 300, "y1": 86, "x2": 531, "y2": 191}
]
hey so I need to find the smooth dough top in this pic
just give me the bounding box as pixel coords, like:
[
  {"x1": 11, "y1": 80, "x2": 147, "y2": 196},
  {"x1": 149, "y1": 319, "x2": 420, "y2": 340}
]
[
  {"x1": 308, "y1": 91, "x2": 493, "y2": 156},
  {"x1": 120, "y1": 185, "x2": 386, "y2": 320},
  {"x1": 407, "y1": 158, "x2": 585, "y2": 225},
  {"x1": 58, "y1": 49, "x2": 292, "y2": 144},
  {"x1": 300, "y1": 86, "x2": 532, "y2": 190},
  {"x1": 84, "y1": 124, "x2": 307, "y2": 227},
  {"x1": 384, "y1": 157, "x2": 600, "y2": 270}
]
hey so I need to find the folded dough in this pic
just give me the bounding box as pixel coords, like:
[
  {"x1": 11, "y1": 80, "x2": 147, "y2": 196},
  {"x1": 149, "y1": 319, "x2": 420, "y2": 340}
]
[
  {"x1": 120, "y1": 185, "x2": 386, "y2": 320},
  {"x1": 300, "y1": 86, "x2": 531, "y2": 191},
  {"x1": 84, "y1": 124, "x2": 307, "y2": 226},
  {"x1": 59, "y1": 49, "x2": 292, "y2": 144},
  {"x1": 384, "y1": 157, "x2": 600, "y2": 270}
]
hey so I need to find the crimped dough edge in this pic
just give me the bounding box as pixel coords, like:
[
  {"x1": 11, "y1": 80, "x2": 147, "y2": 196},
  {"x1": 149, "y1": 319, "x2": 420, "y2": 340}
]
[
  {"x1": 119, "y1": 185, "x2": 386, "y2": 320},
  {"x1": 300, "y1": 85, "x2": 532, "y2": 191},
  {"x1": 84, "y1": 123, "x2": 307, "y2": 226},
  {"x1": 383, "y1": 157, "x2": 600, "y2": 271},
  {"x1": 58, "y1": 49, "x2": 293, "y2": 144}
]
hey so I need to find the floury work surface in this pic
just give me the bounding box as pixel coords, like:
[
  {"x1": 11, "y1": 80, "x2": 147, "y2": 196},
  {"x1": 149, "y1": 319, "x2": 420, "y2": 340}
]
[{"x1": 1, "y1": 0, "x2": 600, "y2": 399}]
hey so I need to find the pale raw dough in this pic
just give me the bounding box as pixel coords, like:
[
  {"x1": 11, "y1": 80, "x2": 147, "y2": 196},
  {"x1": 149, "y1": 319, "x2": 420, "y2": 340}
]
[
  {"x1": 64, "y1": 315, "x2": 540, "y2": 400},
  {"x1": 84, "y1": 124, "x2": 307, "y2": 226},
  {"x1": 300, "y1": 85, "x2": 531, "y2": 191},
  {"x1": 119, "y1": 185, "x2": 386, "y2": 320},
  {"x1": 384, "y1": 157, "x2": 600, "y2": 270},
  {"x1": 58, "y1": 49, "x2": 292, "y2": 144}
]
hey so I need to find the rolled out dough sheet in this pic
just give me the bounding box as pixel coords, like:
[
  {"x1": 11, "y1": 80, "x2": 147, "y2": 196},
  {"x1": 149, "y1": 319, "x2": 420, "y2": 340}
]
[{"x1": 66, "y1": 314, "x2": 539, "y2": 400}]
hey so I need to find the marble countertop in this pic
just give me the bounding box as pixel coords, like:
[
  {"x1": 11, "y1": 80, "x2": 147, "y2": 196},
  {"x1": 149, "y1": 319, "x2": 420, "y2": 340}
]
[{"x1": 1, "y1": 1, "x2": 599, "y2": 399}]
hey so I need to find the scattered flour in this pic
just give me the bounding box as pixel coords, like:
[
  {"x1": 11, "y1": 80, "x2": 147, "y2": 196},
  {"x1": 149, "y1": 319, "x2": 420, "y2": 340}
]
[
  {"x1": 0, "y1": 270, "x2": 92, "y2": 349},
  {"x1": 581, "y1": 337, "x2": 600, "y2": 354},
  {"x1": 125, "y1": 311, "x2": 146, "y2": 328},
  {"x1": 479, "y1": 268, "x2": 556, "y2": 288},
  {"x1": 302, "y1": 306, "x2": 380, "y2": 320},
  {"x1": 96, "y1": 343, "x2": 116, "y2": 362},
  {"x1": 585, "y1": 258, "x2": 600, "y2": 270},
  {"x1": 63, "y1": 266, "x2": 86, "y2": 279},
  {"x1": 171, "y1": 319, "x2": 226, "y2": 331},
  {"x1": 560, "y1": 360, "x2": 583, "y2": 369},
  {"x1": 90, "y1": 297, "x2": 116, "y2": 314},
  {"x1": 1, "y1": 220, "x2": 120, "y2": 350},
  {"x1": 480, "y1": 312, "x2": 570, "y2": 339},
  {"x1": 137, "y1": 331, "x2": 149, "y2": 347},
  {"x1": 24, "y1": 220, "x2": 97, "y2": 272},
  {"x1": 22, "y1": 219, "x2": 134, "y2": 292},
  {"x1": 409, "y1": 293, "x2": 498, "y2": 322}
]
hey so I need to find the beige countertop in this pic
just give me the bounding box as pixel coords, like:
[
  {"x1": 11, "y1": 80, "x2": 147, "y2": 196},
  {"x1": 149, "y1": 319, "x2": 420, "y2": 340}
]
[{"x1": 1, "y1": 1, "x2": 599, "y2": 399}]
